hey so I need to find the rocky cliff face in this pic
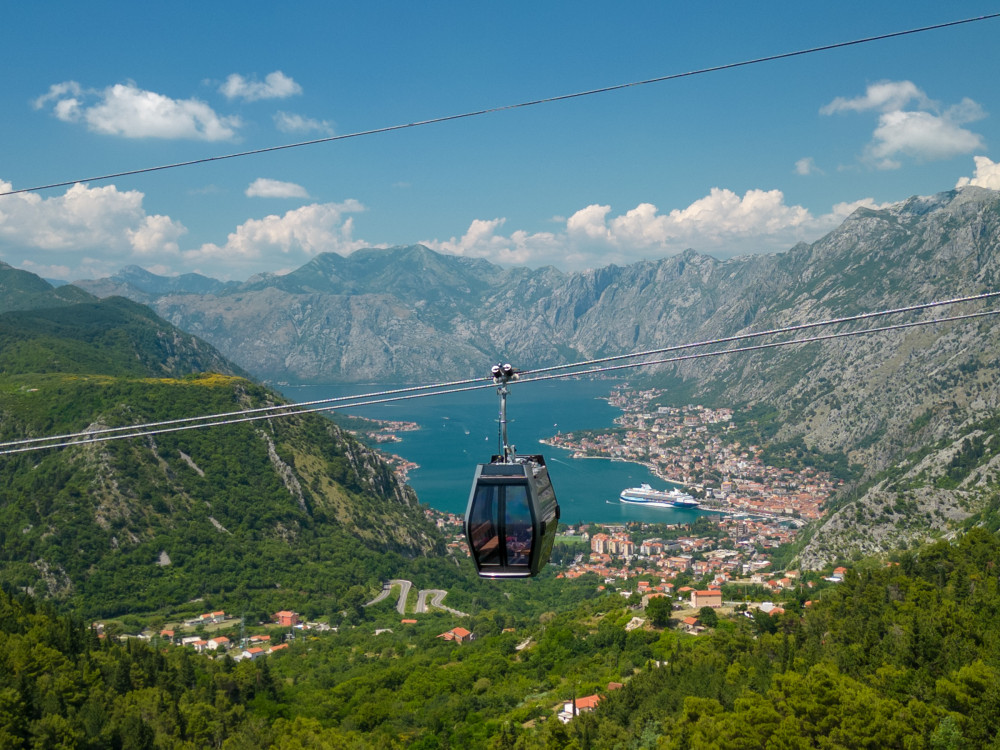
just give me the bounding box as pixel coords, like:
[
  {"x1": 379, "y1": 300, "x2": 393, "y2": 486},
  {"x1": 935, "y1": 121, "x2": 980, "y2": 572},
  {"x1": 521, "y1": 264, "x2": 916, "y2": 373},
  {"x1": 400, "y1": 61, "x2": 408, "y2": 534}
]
[
  {"x1": 74, "y1": 244, "x2": 793, "y2": 384},
  {"x1": 675, "y1": 188, "x2": 1000, "y2": 453},
  {"x1": 74, "y1": 186, "x2": 1000, "y2": 565}
]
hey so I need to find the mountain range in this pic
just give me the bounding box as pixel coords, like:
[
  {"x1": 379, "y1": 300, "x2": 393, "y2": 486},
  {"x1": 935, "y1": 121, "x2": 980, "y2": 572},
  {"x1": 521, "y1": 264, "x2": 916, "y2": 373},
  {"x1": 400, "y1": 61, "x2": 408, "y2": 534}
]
[
  {"x1": 5, "y1": 189, "x2": 1000, "y2": 748},
  {"x1": 73, "y1": 185, "x2": 1000, "y2": 566}
]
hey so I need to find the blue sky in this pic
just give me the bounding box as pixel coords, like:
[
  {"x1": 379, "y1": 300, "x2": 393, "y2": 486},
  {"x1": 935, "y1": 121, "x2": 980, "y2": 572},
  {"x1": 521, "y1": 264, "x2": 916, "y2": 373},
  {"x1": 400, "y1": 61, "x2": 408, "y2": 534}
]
[{"x1": 2, "y1": 2, "x2": 1000, "y2": 282}]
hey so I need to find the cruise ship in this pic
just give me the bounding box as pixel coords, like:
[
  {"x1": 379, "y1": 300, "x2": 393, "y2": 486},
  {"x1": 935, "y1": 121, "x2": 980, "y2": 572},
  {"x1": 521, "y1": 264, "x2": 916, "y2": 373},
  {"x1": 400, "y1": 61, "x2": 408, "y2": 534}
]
[{"x1": 619, "y1": 483, "x2": 700, "y2": 509}]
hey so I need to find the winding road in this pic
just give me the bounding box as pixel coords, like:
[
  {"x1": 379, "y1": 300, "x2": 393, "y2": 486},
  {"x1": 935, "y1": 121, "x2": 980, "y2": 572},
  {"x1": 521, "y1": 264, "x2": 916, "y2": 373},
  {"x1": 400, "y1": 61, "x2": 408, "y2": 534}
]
[
  {"x1": 416, "y1": 589, "x2": 468, "y2": 617},
  {"x1": 365, "y1": 580, "x2": 467, "y2": 617},
  {"x1": 364, "y1": 579, "x2": 412, "y2": 615}
]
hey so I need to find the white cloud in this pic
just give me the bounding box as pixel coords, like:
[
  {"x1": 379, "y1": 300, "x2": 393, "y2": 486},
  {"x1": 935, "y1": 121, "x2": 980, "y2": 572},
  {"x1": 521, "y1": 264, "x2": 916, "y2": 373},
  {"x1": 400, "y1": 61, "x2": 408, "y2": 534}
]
[
  {"x1": 427, "y1": 219, "x2": 564, "y2": 266},
  {"x1": 17, "y1": 259, "x2": 73, "y2": 281},
  {"x1": 127, "y1": 214, "x2": 187, "y2": 257},
  {"x1": 246, "y1": 178, "x2": 310, "y2": 199},
  {"x1": 795, "y1": 157, "x2": 822, "y2": 176},
  {"x1": 0, "y1": 179, "x2": 370, "y2": 280},
  {"x1": 632, "y1": 188, "x2": 812, "y2": 245},
  {"x1": 867, "y1": 105, "x2": 985, "y2": 169},
  {"x1": 0, "y1": 179, "x2": 187, "y2": 277},
  {"x1": 566, "y1": 204, "x2": 613, "y2": 242},
  {"x1": 35, "y1": 80, "x2": 241, "y2": 140},
  {"x1": 220, "y1": 71, "x2": 302, "y2": 102},
  {"x1": 184, "y1": 200, "x2": 368, "y2": 273},
  {"x1": 956, "y1": 156, "x2": 1000, "y2": 190},
  {"x1": 33, "y1": 81, "x2": 83, "y2": 115},
  {"x1": 424, "y1": 187, "x2": 855, "y2": 269},
  {"x1": 0, "y1": 178, "x2": 913, "y2": 282},
  {"x1": 274, "y1": 111, "x2": 334, "y2": 135},
  {"x1": 823, "y1": 198, "x2": 894, "y2": 224},
  {"x1": 820, "y1": 80, "x2": 931, "y2": 115},
  {"x1": 822, "y1": 81, "x2": 985, "y2": 169}
]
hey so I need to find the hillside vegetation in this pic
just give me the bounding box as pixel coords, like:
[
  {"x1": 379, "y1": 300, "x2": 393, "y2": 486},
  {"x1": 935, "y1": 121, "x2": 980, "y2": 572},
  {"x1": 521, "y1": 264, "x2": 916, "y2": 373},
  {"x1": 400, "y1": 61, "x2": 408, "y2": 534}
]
[
  {"x1": 4, "y1": 526, "x2": 1000, "y2": 748},
  {"x1": 71, "y1": 188, "x2": 1000, "y2": 567},
  {"x1": 0, "y1": 273, "x2": 441, "y2": 619}
]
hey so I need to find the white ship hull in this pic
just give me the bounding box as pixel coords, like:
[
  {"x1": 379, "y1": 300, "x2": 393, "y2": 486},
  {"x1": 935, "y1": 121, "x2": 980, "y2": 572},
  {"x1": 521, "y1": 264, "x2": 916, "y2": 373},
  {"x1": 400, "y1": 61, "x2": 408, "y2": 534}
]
[{"x1": 619, "y1": 483, "x2": 699, "y2": 509}]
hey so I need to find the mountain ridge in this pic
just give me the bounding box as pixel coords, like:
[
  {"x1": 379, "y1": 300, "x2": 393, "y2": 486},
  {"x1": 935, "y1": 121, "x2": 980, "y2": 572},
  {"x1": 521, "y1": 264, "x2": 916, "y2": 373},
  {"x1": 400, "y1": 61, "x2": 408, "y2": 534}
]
[
  {"x1": 0, "y1": 278, "x2": 443, "y2": 617},
  {"x1": 70, "y1": 185, "x2": 1000, "y2": 565}
]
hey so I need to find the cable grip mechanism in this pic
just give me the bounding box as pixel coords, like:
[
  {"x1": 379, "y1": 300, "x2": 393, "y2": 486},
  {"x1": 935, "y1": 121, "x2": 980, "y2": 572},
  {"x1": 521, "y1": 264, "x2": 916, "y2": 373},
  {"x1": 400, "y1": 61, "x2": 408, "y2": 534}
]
[{"x1": 491, "y1": 363, "x2": 519, "y2": 462}]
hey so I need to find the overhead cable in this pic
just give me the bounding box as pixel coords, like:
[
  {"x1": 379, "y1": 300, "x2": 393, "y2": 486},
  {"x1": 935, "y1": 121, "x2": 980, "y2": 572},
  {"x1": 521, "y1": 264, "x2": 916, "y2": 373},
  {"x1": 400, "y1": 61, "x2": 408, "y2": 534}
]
[
  {"x1": 1, "y1": 290, "x2": 995, "y2": 451},
  {"x1": 3, "y1": 12, "x2": 998, "y2": 198},
  {"x1": 2, "y1": 304, "x2": 996, "y2": 456},
  {"x1": 519, "y1": 308, "x2": 1000, "y2": 384},
  {"x1": 0, "y1": 374, "x2": 492, "y2": 449},
  {"x1": 518, "y1": 289, "x2": 1000, "y2": 378}
]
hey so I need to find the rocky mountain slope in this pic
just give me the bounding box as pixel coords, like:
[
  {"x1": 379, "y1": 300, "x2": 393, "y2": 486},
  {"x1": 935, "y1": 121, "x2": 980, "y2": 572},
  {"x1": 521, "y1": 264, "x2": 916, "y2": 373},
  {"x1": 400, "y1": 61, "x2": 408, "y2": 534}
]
[
  {"x1": 76, "y1": 243, "x2": 784, "y2": 384},
  {"x1": 73, "y1": 186, "x2": 1000, "y2": 565},
  {"x1": 663, "y1": 188, "x2": 1000, "y2": 565},
  {"x1": 0, "y1": 271, "x2": 441, "y2": 616}
]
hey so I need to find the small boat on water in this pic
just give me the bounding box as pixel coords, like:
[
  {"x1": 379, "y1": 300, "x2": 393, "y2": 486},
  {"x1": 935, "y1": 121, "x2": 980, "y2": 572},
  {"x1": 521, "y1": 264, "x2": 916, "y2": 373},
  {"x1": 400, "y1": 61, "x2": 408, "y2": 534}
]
[{"x1": 619, "y1": 483, "x2": 700, "y2": 509}]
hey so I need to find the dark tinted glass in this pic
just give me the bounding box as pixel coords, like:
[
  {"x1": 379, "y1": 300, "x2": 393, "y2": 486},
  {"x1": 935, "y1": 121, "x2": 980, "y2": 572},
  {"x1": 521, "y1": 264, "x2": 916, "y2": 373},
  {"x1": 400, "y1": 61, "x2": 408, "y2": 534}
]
[
  {"x1": 504, "y1": 485, "x2": 533, "y2": 566},
  {"x1": 469, "y1": 484, "x2": 501, "y2": 566}
]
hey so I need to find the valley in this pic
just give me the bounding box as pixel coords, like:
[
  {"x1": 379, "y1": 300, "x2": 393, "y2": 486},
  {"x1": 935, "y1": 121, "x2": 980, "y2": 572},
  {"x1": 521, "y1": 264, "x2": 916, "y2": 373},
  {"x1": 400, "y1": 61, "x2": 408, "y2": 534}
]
[{"x1": 4, "y1": 185, "x2": 1000, "y2": 747}]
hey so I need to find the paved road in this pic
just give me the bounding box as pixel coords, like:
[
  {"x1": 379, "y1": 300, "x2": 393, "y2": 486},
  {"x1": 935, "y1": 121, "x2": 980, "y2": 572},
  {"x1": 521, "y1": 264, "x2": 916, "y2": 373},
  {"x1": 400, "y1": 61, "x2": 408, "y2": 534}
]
[
  {"x1": 367, "y1": 581, "x2": 467, "y2": 617},
  {"x1": 416, "y1": 589, "x2": 468, "y2": 617},
  {"x1": 364, "y1": 579, "x2": 412, "y2": 615}
]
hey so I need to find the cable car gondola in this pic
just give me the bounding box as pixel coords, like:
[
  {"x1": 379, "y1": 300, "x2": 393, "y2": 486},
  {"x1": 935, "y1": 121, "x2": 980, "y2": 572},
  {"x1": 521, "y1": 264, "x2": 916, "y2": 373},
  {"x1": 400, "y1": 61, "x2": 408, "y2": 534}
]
[{"x1": 464, "y1": 364, "x2": 560, "y2": 578}]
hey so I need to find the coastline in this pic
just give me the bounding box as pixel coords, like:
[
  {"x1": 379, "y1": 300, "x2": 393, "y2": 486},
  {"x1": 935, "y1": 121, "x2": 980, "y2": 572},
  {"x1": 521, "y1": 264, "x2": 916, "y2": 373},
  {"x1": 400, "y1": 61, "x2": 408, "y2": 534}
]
[
  {"x1": 540, "y1": 439, "x2": 695, "y2": 493},
  {"x1": 283, "y1": 378, "x2": 724, "y2": 522}
]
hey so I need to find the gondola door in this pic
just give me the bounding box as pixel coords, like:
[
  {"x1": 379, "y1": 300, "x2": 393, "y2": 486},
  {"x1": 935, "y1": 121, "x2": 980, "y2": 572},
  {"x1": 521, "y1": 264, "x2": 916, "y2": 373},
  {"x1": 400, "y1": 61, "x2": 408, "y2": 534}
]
[{"x1": 466, "y1": 463, "x2": 535, "y2": 577}]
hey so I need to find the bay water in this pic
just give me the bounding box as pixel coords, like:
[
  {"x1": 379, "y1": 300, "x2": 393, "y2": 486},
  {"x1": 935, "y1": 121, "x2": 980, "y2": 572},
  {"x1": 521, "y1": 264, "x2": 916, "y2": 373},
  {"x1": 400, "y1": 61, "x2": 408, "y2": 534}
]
[{"x1": 280, "y1": 379, "x2": 706, "y2": 525}]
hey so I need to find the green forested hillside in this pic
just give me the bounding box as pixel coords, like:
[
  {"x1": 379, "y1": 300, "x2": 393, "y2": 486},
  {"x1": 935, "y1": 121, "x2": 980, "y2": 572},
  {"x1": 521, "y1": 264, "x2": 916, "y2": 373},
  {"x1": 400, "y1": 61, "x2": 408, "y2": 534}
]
[
  {"x1": 0, "y1": 295, "x2": 237, "y2": 378},
  {"x1": 4, "y1": 527, "x2": 1000, "y2": 748},
  {"x1": 0, "y1": 289, "x2": 442, "y2": 620},
  {"x1": 253, "y1": 527, "x2": 1000, "y2": 748},
  {"x1": 0, "y1": 584, "x2": 292, "y2": 749},
  {"x1": 581, "y1": 529, "x2": 1000, "y2": 749},
  {"x1": 0, "y1": 261, "x2": 93, "y2": 314},
  {"x1": 8, "y1": 258, "x2": 1000, "y2": 748}
]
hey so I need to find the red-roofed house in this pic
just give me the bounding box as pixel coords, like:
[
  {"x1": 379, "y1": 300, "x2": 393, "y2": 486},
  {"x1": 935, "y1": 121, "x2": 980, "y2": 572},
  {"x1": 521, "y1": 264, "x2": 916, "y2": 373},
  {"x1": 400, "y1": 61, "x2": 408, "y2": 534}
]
[
  {"x1": 559, "y1": 694, "x2": 602, "y2": 723},
  {"x1": 681, "y1": 616, "x2": 701, "y2": 632},
  {"x1": 275, "y1": 610, "x2": 300, "y2": 627},
  {"x1": 691, "y1": 590, "x2": 722, "y2": 608},
  {"x1": 437, "y1": 626, "x2": 475, "y2": 644},
  {"x1": 591, "y1": 533, "x2": 611, "y2": 554}
]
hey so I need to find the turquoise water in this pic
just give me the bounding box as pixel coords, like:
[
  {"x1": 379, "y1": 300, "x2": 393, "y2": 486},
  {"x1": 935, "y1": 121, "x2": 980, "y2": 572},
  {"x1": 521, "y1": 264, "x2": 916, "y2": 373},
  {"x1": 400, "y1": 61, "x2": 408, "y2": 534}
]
[{"x1": 280, "y1": 379, "x2": 707, "y2": 525}]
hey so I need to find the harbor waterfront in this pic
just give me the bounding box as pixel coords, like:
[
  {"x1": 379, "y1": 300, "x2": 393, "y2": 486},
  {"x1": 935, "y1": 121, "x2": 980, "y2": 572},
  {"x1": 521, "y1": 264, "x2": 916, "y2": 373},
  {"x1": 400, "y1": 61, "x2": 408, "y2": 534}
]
[{"x1": 279, "y1": 379, "x2": 707, "y2": 524}]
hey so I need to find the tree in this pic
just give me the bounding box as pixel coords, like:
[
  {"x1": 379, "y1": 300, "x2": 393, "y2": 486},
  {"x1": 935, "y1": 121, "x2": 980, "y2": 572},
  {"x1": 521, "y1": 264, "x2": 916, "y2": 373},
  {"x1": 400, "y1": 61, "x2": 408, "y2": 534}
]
[
  {"x1": 646, "y1": 597, "x2": 672, "y2": 628},
  {"x1": 698, "y1": 606, "x2": 719, "y2": 628}
]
